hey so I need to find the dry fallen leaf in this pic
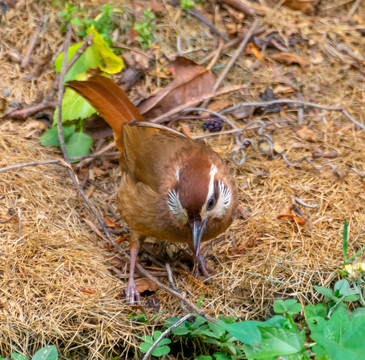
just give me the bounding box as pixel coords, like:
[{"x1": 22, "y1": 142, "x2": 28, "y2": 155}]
[
  {"x1": 296, "y1": 126, "x2": 317, "y2": 142},
  {"x1": 135, "y1": 277, "x2": 159, "y2": 293},
  {"x1": 103, "y1": 216, "x2": 123, "y2": 229},
  {"x1": 283, "y1": 0, "x2": 315, "y2": 15},
  {"x1": 138, "y1": 57, "x2": 215, "y2": 121},
  {"x1": 207, "y1": 99, "x2": 231, "y2": 112},
  {"x1": 271, "y1": 51, "x2": 307, "y2": 67},
  {"x1": 246, "y1": 42, "x2": 269, "y2": 65},
  {"x1": 277, "y1": 203, "x2": 307, "y2": 224},
  {"x1": 146, "y1": 0, "x2": 166, "y2": 14}
]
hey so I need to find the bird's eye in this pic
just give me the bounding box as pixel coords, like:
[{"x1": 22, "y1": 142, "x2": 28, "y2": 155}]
[{"x1": 207, "y1": 196, "x2": 216, "y2": 210}]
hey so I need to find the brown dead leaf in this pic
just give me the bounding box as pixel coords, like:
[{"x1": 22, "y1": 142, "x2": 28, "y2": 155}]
[
  {"x1": 137, "y1": 57, "x2": 215, "y2": 121},
  {"x1": 271, "y1": 51, "x2": 307, "y2": 67},
  {"x1": 181, "y1": 124, "x2": 192, "y2": 138},
  {"x1": 147, "y1": 0, "x2": 166, "y2": 14},
  {"x1": 207, "y1": 99, "x2": 231, "y2": 112},
  {"x1": 283, "y1": 0, "x2": 315, "y2": 15},
  {"x1": 103, "y1": 217, "x2": 123, "y2": 229},
  {"x1": 277, "y1": 203, "x2": 307, "y2": 224},
  {"x1": 246, "y1": 42, "x2": 268, "y2": 65},
  {"x1": 135, "y1": 277, "x2": 159, "y2": 293},
  {"x1": 296, "y1": 126, "x2": 317, "y2": 142},
  {"x1": 92, "y1": 167, "x2": 105, "y2": 177}
]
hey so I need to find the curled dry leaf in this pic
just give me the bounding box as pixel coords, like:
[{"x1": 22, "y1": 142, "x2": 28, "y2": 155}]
[
  {"x1": 135, "y1": 277, "x2": 159, "y2": 293},
  {"x1": 103, "y1": 216, "x2": 123, "y2": 229},
  {"x1": 137, "y1": 57, "x2": 215, "y2": 121},
  {"x1": 283, "y1": 0, "x2": 315, "y2": 15},
  {"x1": 271, "y1": 51, "x2": 307, "y2": 67},
  {"x1": 296, "y1": 126, "x2": 317, "y2": 142},
  {"x1": 277, "y1": 203, "x2": 307, "y2": 224}
]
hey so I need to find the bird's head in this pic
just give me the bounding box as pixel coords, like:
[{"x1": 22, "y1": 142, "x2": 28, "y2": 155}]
[{"x1": 167, "y1": 157, "x2": 234, "y2": 258}]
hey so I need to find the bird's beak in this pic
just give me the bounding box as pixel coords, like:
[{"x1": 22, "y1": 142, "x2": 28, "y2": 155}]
[{"x1": 190, "y1": 219, "x2": 207, "y2": 259}]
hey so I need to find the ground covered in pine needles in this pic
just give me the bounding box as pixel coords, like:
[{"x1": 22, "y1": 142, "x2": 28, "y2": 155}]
[{"x1": 0, "y1": 0, "x2": 364, "y2": 358}]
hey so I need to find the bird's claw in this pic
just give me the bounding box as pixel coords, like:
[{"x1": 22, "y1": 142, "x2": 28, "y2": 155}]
[{"x1": 126, "y1": 278, "x2": 141, "y2": 304}]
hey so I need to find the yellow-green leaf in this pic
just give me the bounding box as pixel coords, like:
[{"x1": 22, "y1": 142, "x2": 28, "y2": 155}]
[{"x1": 87, "y1": 27, "x2": 123, "y2": 74}]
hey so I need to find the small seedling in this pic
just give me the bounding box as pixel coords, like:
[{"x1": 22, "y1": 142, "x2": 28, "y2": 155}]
[{"x1": 134, "y1": 9, "x2": 156, "y2": 49}]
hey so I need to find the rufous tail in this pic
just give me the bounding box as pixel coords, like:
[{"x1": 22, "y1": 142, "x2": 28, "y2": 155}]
[{"x1": 67, "y1": 75, "x2": 144, "y2": 153}]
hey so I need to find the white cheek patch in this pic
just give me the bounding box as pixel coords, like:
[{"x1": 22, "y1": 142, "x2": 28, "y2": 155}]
[
  {"x1": 208, "y1": 181, "x2": 231, "y2": 219},
  {"x1": 205, "y1": 164, "x2": 217, "y2": 204},
  {"x1": 167, "y1": 189, "x2": 188, "y2": 224}
]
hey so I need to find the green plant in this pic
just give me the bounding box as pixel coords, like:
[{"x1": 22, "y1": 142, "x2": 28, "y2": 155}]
[
  {"x1": 133, "y1": 9, "x2": 156, "y2": 49},
  {"x1": 40, "y1": 26, "x2": 123, "y2": 159},
  {"x1": 181, "y1": 0, "x2": 196, "y2": 9},
  {"x1": 59, "y1": 3, "x2": 122, "y2": 46},
  {"x1": 1, "y1": 345, "x2": 58, "y2": 360},
  {"x1": 140, "y1": 331, "x2": 171, "y2": 357}
]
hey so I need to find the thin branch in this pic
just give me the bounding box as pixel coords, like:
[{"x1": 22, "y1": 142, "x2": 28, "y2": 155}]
[
  {"x1": 141, "y1": 313, "x2": 194, "y2": 360},
  {"x1": 65, "y1": 34, "x2": 93, "y2": 73},
  {"x1": 211, "y1": 19, "x2": 260, "y2": 92},
  {"x1": 150, "y1": 84, "x2": 247, "y2": 123},
  {"x1": 57, "y1": 23, "x2": 72, "y2": 163},
  {"x1": 21, "y1": 3, "x2": 45, "y2": 68},
  {"x1": 207, "y1": 39, "x2": 224, "y2": 70},
  {"x1": 221, "y1": 99, "x2": 365, "y2": 131},
  {"x1": 0, "y1": 160, "x2": 64, "y2": 174},
  {"x1": 3, "y1": 102, "x2": 56, "y2": 119}
]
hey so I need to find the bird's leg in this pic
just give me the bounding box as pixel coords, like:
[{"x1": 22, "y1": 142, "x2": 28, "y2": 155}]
[
  {"x1": 188, "y1": 243, "x2": 217, "y2": 278},
  {"x1": 126, "y1": 233, "x2": 142, "y2": 304}
]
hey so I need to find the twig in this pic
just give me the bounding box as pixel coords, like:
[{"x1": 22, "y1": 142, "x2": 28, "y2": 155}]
[
  {"x1": 347, "y1": 0, "x2": 362, "y2": 18},
  {"x1": 219, "y1": 0, "x2": 256, "y2": 16},
  {"x1": 57, "y1": 23, "x2": 72, "y2": 163},
  {"x1": 150, "y1": 84, "x2": 247, "y2": 123},
  {"x1": 66, "y1": 34, "x2": 93, "y2": 74},
  {"x1": 141, "y1": 313, "x2": 194, "y2": 360},
  {"x1": 220, "y1": 99, "x2": 365, "y2": 131},
  {"x1": 168, "y1": 1, "x2": 228, "y2": 41},
  {"x1": 3, "y1": 102, "x2": 56, "y2": 119},
  {"x1": 211, "y1": 19, "x2": 259, "y2": 92},
  {"x1": 0, "y1": 159, "x2": 64, "y2": 174},
  {"x1": 200, "y1": 18, "x2": 259, "y2": 108},
  {"x1": 75, "y1": 142, "x2": 117, "y2": 169},
  {"x1": 294, "y1": 197, "x2": 318, "y2": 209},
  {"x1": 297, "y1": 92, "x2": 304, "y2": 125},
  {"x1": 21, "y1": 3, "x2": 45, "y2": 68},
  {"x1": 207, "y1": 39, "x2": 224, "y2": 70},
  {"x1": 70, "y1": 151, "x2": 119, "y2": 162}
]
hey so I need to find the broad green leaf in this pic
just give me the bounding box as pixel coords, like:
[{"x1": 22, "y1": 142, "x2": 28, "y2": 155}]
[
  {"x1": 273, "y1": 299, "x2": 302, "y2": 315},
  {"x1": 65, "y1": 132, "x2": 93, "y2": 160},
  {"x1": 314, "y1": 285, "x2": 339, "y2": 301},
  {"x1": 40, "y1": 125, "x2": 76, "y2": 147},
  {"x1": 150, "y1": 345, "x2": 170, "y2": 357},
  {"x1": 304, "y1": 303, "x2": 327, "y2": 321},
  {"x1": 195, "y1": 356, "x2": 212, "y2": 360},
  {"x1": 208, "y1": 322, "x2": 226, "y2": 339},
  {"x1": 334, "y1": 279, "x2": 350, "y2": 296},
  {"x1": 11, "y1": 355, "x2": 28, "y2": 360},
  {"x1": 53, "y1": 88, "x2": 97, "y2": 124},
  {"x1": 55, "y1": 43, "x2": 101, "y2": 82},
  {"x1": 139, "y1": 332, "x2": 171, "y2": 357},
  {"x1": 87, "y1": 28, "x2": 123, "y2": 74},
  {"x1": 351, "y1": 308, "x2": 365, "y2": 318},
  {"x1": 31, "y1": 346, "x2": 58, "y2": 360},
  {"x1": 213, "y1": 353, "x2": 230, "y2": 360},
  {"x1": 249, "y1": 326, "x2": 305, "y2": 359},
  {"x1": 219, "y1": 320, "x2": 261, "y2": 345}
]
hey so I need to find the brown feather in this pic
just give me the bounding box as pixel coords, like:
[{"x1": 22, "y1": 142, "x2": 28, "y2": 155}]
[{"x1": 66, "y1": 75, "x2": 144, "y2": 153}]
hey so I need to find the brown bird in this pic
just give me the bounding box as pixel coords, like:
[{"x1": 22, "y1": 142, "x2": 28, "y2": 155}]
[{"x1": 67, "y1": 75, "x2": 238, "y2": 303}]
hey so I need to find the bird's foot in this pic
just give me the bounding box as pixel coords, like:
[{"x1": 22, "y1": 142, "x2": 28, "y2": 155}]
[
  {"x1": 194, "y1": 253, "x2": 217, "y2": 278},
  {"x1": 126, "y1": 278, "x2": 141, "y2": 304}
]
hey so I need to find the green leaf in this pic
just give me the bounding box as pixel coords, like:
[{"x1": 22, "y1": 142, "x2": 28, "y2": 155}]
[
  {"x1": 65, "y1": 132, "x2": 92, "y2": 160},
  {"x1": 314, "y1": 285, "x2": 339, "y2": 301},
  {"x1": 273, "y1": 299, "x2": 302, "y2": 315},
  {"x1": 213, "y1": 353, "x2": 230, "y2": 360},
  {"x1": 304, "y1": 303, "x2": 327, "y2": 321},
  {"x1": 87, "y1": 28, "x2": 123, "y2": 74},
  {"x1": 208, "y1": 322, "x2": 226, "y2": 339},
  {"x1": 53, "y1": 88, "x2": 97, "y2": 124},
  {"x1": 343, "y1": 219, "x2": 348, "y2": 264},
  {"x1": 70, "y1": 17, "x2": 83, "y2": 27},
  {"x1": 55, "y1": 43, "x2": 101, "y2": 82},
  {"x1": 351, "y1": 308, "x2": 365, "y2": 319},
  {"x1": 334, "y1": 279, "x2": 350, "y2": 296},
  {"x1": 11, "y1": 355, "x2": 28, "y2": 360},
  {"x1": 194, "y1": 356, "x2": 212, "y2": 360},
  {"x1": 40, "y1": 125, "x2": 76, "y2": 147},
  {"x1": 249, "y1": 326, "x2": 305, "y2": 359},
  {"x1": 139, "y1": 331, "x2": 171, "y2": 357},
  {"x1": 219, "y1": 320, "x2": 261, "y2": 345},
  {"x1": 31, "y1": 346, "x2": 58, "y2": 360}
]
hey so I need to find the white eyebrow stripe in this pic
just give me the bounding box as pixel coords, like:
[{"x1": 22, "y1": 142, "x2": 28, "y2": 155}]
[
  {"x1": 176, "y1": 167, "x2": 180, "y2": 182},
  {"x1": 205, "y1": 164, "x2": 217, "y2": 203}
]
